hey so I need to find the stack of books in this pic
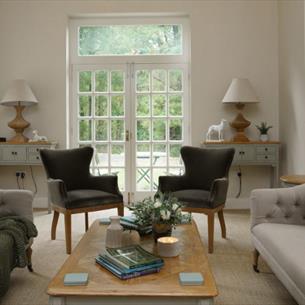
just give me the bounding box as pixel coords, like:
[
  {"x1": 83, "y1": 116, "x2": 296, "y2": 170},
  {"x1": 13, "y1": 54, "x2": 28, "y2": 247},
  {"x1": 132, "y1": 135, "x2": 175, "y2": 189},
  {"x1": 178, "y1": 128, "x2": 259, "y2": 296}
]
[
  {"x1": 96, "y1": 245, "x2": 164, "y2": 280},
  {"x1": 120, "y1": 216, "x2": 152, "y2": 235}
]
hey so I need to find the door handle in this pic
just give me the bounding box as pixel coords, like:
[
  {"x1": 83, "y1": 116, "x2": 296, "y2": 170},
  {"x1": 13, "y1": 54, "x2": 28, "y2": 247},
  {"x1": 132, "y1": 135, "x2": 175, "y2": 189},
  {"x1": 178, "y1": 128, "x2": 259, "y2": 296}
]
[{"x1": 125, "y1": 130, "x2": 130, "y2": 142}]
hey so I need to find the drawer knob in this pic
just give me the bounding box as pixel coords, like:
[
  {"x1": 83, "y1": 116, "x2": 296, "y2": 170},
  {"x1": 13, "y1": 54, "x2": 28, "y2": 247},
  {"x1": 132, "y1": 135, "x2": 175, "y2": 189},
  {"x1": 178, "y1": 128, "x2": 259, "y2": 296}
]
[
  {"x1": 265, "y1": 156, "x2": 268, "y2": 159},
  {"x1": 36, "y1": 156, "x2": 39, "y2": 160},
  {"x1": 265, "y1": 148, "x2": 268, "y2": 151}
]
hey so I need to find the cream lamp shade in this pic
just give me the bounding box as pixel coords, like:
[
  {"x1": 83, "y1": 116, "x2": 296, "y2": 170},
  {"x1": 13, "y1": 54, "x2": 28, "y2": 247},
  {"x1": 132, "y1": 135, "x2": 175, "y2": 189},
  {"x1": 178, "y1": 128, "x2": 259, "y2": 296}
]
[
  {"x1": 222, "y1": 78, "x2": 259, "y2": 104},
  {"x1": 0, "y1": 79, "x2": 38, "y2": 106},
  {"x1": 222, "y1": 78, "x2": 259, "y2": 142},
  {"x1": 0, "y1": 79, "x2": 38, "y2": 143}
]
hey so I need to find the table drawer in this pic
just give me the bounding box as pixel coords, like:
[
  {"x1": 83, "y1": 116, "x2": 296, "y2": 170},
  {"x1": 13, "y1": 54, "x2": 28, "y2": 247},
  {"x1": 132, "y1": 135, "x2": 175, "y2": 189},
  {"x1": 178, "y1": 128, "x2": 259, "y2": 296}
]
[
  {"x1": 256, "y1": 146, "x2": 276, "y2": 154},
  {"x1": 257, "y1": 154, "x2": 275, "y2": 162},
  {"x1": 2, "y1": 147, "x2": 27, "y2": 162}
]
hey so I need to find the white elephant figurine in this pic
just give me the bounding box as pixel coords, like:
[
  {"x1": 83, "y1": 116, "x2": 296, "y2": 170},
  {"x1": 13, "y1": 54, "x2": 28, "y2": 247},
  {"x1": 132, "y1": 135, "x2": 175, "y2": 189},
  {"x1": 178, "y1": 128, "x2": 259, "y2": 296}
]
[{"x1": 29, "y1": 130, "x2": 48, "y2": 142}]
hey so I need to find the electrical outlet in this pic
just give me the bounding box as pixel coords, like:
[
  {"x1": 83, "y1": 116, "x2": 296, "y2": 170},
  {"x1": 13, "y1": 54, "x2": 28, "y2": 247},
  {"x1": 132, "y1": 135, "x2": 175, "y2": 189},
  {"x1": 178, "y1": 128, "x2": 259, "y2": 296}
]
[{"x1": 15, "y1": 171, "x2": 26, "y2": 178}]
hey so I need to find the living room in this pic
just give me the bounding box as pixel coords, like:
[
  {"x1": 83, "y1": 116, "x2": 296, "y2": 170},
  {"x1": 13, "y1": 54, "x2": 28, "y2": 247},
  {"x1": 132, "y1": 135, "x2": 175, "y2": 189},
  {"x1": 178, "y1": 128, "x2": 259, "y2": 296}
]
[{"x1": 0, "y1": 0, "x2": 304, "y2": 304}]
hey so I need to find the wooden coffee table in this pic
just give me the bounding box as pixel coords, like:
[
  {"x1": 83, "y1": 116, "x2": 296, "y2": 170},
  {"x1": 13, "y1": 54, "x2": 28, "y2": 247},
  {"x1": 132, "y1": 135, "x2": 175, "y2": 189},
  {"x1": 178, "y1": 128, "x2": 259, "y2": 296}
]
[{"x1": 47, "y1": 220, "x2": 218, "y2": 305}]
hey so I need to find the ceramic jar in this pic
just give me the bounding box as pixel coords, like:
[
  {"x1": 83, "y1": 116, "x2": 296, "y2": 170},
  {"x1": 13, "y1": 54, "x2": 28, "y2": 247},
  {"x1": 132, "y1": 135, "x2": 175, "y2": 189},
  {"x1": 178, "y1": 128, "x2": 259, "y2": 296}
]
[
  {"x1": 260, "y1": 134, "x2": 269, "y2": 142},
  {"x1": 105, "y1": 216, "x2": 123, "y2": 248}
]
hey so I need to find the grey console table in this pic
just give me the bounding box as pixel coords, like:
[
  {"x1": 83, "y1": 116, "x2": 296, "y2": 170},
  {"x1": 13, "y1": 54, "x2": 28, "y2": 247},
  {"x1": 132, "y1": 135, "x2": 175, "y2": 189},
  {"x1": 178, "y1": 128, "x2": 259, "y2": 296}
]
[
  {"x1": 0, "y1": 142, "x2": 57, "y2": 213},
  {"x1": 202, "y1": 141, "x2": 280, "y2": 187}
]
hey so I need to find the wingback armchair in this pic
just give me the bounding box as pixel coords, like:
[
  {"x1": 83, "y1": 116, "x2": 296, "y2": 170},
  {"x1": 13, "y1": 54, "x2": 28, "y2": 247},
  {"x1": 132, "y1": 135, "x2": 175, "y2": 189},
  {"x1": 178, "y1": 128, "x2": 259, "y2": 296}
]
[
  {"x1": 40, "y1": 147, "x2": 124, "y2": 254},
  {"x1": 158, "y1": 146, "x2": 235, "y2": 253}
]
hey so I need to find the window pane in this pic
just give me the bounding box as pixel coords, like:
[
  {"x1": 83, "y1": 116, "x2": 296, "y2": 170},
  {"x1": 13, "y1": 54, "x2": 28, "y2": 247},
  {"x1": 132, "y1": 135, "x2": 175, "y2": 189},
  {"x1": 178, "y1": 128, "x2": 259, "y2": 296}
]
[
  {"x1": 136, "y1": 144, "x2": 150, "y2": 166},
  {"x1": 111, "y1": 120, "x2": 124, "y2": 141},
  {"x1": 95, "y1": 144, "x2": 108, "y2": 166},
  {"x1": 137, "y1": 120, "x2": 150, "y2": 141},
  {"x1": 95, "y1": 70, "x2": 108, "y2": 92},
  {"x1": 153, "y1": 120, "x2": 166, "y2": 141},
  {"x1": 111, "y1": 144, "x2": 125, "y2": 166},
  {"x1": 136, "y1": 70, "x2": 150, "y2": 92},
  {"x1": 136, "y1": 168, "x2": 151, "y2": 191},
  {"x1": 111, "y1": 95, "x2": 124, "y2": 116},
  {"x1": 79, "y1": 119, "x2": 92, "y2": 141},
  {"x1": 111, "y1": 71, "x2": 124, "y2": 92},
  {"x1": 94, "y1": 168, "x2": 109, "y2": 176},
  {"x1": 169, "y1": 95, "x2": 182, "y2": 116},
  {"x1": 136, "y1": 95, "x2": 150, "y2": 117},
  {"x1": 95, "y1": 96, "x2": 108, "y2": 116},
  {"x1": 169, "y1": 119, "x2": 182, "y2": 140},
  {"x1": 153, "y1": 168, "x2": 167, "y2": 190},
  {"x1": 169, "y1": 69, "x2": 183, "y2": 92},
  {"x1": 153, "y1": 144, "x2": 166, "y2": 166},
  {"x1": 169, "y1": 144, "x2": 182, "y2": 166},
  {"x1": 152, "y1": 70, "x2": 166, "y2": 92},
  {"x1": 79, "y1": 25, "x2": 182, "y2": 56},
  {"x1": 79, "y1": 71, "x2": 92, "y2": 92},
  {"x1": 152, "y1": 95, "x2": 166, "y2": 116},
  {"x1": 95, "y1": 120, "x2": 108, "y2": 141},
  {"x1": 79, "y1": 96, "x2": 92, "y2": 116}
]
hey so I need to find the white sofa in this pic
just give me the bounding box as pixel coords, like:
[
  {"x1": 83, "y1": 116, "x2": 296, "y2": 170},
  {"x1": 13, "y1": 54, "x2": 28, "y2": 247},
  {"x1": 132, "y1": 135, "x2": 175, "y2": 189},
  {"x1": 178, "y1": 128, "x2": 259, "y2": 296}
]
[{"x1": 250, "y1": 184, "x2": 305, "y2": 305}]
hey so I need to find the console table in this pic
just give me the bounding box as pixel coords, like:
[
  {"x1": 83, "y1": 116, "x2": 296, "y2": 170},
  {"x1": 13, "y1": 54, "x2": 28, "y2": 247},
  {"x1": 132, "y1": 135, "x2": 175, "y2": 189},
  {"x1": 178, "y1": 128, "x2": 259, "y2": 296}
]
[
  {"x1": 0, "y1": 142, "x2": 57, "y2": 213},
  {"x1": 0, "y1": 142, "x2": 56, "y2": 165},
  {"x1": 202, "y1": 141, "x2": 280, "y2": 187}
]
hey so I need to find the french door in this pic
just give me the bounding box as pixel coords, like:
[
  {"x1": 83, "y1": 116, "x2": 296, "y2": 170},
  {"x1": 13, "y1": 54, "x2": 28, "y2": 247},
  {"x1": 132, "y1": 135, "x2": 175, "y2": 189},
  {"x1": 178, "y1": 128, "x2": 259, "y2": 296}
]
[{"x1": 72, "y1": 63, "x2": 189, "y2": 202}]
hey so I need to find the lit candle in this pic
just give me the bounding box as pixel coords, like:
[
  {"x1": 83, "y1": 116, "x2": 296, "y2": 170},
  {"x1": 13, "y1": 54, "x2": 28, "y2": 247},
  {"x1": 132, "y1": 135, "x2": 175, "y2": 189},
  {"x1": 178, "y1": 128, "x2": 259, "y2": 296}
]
[{"x1": 157, "y1": 237, "x2": 180, "y2": 257}]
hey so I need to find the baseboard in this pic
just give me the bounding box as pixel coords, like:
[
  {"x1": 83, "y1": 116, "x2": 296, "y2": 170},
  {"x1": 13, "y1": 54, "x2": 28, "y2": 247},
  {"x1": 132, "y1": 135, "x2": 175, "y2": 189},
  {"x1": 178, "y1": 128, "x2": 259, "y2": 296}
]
[
  {"x1": 33, "y1": 196, "x2": 48, "y2": 208},
  {"x1": 225, "y1": 197, "x2": 250, "y2": 209}
]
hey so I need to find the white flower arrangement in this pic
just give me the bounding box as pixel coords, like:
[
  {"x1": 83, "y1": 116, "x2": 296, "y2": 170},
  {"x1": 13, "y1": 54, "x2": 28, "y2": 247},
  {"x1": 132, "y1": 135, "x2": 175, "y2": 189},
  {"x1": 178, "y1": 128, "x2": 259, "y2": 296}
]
[{"x1": 129, "y1": 192, "x2": 187, "y2": 227}]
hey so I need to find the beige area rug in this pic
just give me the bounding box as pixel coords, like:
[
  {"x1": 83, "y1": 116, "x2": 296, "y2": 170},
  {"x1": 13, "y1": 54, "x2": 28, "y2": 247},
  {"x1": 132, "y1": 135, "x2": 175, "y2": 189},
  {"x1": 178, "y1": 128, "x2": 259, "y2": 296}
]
[{"x1": 0, "y1": 210, "x2": 297, "y2": 305}]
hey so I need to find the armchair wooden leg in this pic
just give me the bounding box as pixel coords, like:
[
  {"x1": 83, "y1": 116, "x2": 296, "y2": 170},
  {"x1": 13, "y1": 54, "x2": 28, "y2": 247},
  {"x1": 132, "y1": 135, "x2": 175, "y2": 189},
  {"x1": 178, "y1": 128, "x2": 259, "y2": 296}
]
[
  {"x1": 26, "y1": 246, "x2": 33, "y2": 272},
  {"x1": 117, "y1": 204, "x2": 124, "y2": 217},
  {"x1": 64, "y1": 211, "x2": 72, "y2": 255},
  {"x1": 218, "y1": 209, "x2": 226, "y2": 238},
  {"x1": 85, "y1": 212, "x2": 89, "y2": 232},
  {"x1": 207, "y1": 213, "x2": 215, "y2": 254},
  {"x1": 51, "y1": 210, "x2": 59, "y2": 240},
  {"x1": 253, "y1": 248, "x2": 260, "y2": 273}
]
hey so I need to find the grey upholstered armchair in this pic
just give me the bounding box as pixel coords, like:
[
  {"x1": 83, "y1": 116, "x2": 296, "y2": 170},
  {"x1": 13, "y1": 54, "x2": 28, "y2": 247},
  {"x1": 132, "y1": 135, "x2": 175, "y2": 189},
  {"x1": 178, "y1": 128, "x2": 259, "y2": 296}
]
[
  {"x1": 158, "y1": 146, "x2": 235, "y2": 253},
  {"x1": 40, "y1": 147, "x2": 124, "y2": 254}
]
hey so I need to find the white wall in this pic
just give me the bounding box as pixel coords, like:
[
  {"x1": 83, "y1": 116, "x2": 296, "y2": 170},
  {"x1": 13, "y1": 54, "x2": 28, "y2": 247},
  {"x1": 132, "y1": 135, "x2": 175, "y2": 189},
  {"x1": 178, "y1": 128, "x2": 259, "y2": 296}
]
[
  {"x1": 279, "y1": 0, "x2": 305, "y2": 175},
  {"x1": 0, "y1": 0, "x2": 279, "y2": 208}
]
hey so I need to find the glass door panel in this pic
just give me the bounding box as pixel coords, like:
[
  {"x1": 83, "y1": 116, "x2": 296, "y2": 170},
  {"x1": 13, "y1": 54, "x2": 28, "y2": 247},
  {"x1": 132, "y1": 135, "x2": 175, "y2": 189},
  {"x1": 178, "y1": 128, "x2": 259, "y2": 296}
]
[
  {"x1": 132, "y1": 64, "x2": 188, "y2": 201},
  {"x1": 74, "y1": 65, "x2": 129, "y2": 199}
]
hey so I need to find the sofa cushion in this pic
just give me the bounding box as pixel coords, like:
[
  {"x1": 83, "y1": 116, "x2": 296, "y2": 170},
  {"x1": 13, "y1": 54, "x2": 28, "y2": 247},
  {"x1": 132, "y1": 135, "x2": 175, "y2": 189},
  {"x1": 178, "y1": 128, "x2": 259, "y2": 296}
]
[
  {"x1": 67, "y1": 189, "x2": 122, "y2": 209},
  {"x1": 252, "y1": 223, "x2": 305, "y2": 297},
  {"x1": 172, "y1": 189, "x2": 211, "y2": 208}
]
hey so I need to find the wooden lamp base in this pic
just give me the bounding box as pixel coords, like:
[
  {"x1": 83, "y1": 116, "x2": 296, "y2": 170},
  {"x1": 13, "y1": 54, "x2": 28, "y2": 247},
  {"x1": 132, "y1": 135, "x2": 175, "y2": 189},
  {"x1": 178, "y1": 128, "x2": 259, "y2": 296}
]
[
  {"x1": 7, "y1": 105, "x2": 30, "y2": 144},
  {"x1": 230, "y1": 104, "x2": 251, "y2": 142}
]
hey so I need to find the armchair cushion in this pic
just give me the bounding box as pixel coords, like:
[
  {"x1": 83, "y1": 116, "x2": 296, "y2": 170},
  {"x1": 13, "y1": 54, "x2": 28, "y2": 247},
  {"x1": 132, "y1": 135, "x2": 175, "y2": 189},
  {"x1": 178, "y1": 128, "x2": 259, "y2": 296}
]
[
  {"x1": 67, "y1": 189, "x2": 122, "y2": 209},
  {"x1": 171, "y1": 189, "x2": 211, "y2": 208}
]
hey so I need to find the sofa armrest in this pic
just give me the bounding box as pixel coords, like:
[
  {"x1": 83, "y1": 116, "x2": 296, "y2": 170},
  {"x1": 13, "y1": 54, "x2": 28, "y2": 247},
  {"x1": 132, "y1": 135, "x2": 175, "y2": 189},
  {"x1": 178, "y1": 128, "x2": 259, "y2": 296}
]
[
  {"x1": 209, "y1": 177, "x2": 229, "y2": 207},
  {"x1": 87, "y1": 175, "x2": 123, "y2": 198},
  {"x1": 47, "y1": 179, "x2": 68, "y2": 208},
  {"x1": 250, "y1": 184, "x2": 305, "y2": 230},
  {"x1": 0, "y1": 190, "x2": 34, "y2": 222}
]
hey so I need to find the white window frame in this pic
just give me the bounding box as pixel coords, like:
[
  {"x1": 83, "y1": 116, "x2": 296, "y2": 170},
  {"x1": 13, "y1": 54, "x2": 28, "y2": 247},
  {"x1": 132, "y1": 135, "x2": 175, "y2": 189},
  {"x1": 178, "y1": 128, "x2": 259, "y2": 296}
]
[{"x1": 69, "y1": 16, "x2": 190, "y2": 65}]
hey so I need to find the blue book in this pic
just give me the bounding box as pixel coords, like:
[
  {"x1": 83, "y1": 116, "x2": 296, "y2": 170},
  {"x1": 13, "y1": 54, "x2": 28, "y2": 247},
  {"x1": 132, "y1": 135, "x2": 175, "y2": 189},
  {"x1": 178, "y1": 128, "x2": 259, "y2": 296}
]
[
  {"x1": 179, "y1": 272, "x2": 204, "y2": 286},
  {"x1": 64, "y1": 273, "x2": 89, "y2": 286}
]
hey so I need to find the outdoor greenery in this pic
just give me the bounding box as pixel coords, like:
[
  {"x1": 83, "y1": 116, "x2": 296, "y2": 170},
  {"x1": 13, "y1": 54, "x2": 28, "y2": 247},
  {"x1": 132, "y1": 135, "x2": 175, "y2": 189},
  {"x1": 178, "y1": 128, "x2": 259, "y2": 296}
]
[{"x1": 79, "y1": 25, "x2": 182, "y2": 56}]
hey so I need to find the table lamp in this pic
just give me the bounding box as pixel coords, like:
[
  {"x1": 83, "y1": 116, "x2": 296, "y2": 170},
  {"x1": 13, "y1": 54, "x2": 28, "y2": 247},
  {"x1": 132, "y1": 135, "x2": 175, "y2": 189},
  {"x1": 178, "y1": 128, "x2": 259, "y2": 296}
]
[
  {"x1": 222, "y1": 78, "x2": 259, "y2": 142},
  {"x1": 1, "y1": 79, "x2": 38, "y2": 143}
]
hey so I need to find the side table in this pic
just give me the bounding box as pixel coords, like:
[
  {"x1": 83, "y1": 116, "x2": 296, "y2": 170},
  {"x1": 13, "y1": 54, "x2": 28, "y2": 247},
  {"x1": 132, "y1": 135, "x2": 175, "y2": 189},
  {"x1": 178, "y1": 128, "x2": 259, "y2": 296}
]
[{"x1": 280, "y1": 175, "x2": 305, "y2": 187}]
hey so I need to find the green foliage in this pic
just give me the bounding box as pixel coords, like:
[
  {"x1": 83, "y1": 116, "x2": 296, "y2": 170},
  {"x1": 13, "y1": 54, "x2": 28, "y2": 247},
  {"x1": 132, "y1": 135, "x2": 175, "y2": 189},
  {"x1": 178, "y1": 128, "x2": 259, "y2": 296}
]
[
  {"x1": 79, "y1": 25, "x2": 182, "y2": 56},
  {"x1": 255, "y1": 122, "x2": 272, "y2": 135},
  {"x1": 129, "y1": 193, "x2": 186, "y2": 227}
]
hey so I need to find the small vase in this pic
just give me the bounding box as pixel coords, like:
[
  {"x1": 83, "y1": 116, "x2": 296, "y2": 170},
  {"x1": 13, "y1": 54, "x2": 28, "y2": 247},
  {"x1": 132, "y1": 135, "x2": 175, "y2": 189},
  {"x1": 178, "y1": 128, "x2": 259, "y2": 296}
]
[
  {"x1": 260, "y1": 134, "x2": 269, "y2": 142},
  {"x1": 105, "y1": 216, "x2": 123, "y2": 248},
  {"x1": 152, "y1": 223, "x2": 172, "y2": 242}
]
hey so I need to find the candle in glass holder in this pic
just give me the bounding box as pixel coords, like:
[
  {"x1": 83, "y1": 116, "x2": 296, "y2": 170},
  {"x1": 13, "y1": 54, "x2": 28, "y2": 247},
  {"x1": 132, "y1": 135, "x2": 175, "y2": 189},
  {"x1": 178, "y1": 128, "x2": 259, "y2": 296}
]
[{"x1": 157, "y1": 237, "x2": 180, "y2": 257}]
